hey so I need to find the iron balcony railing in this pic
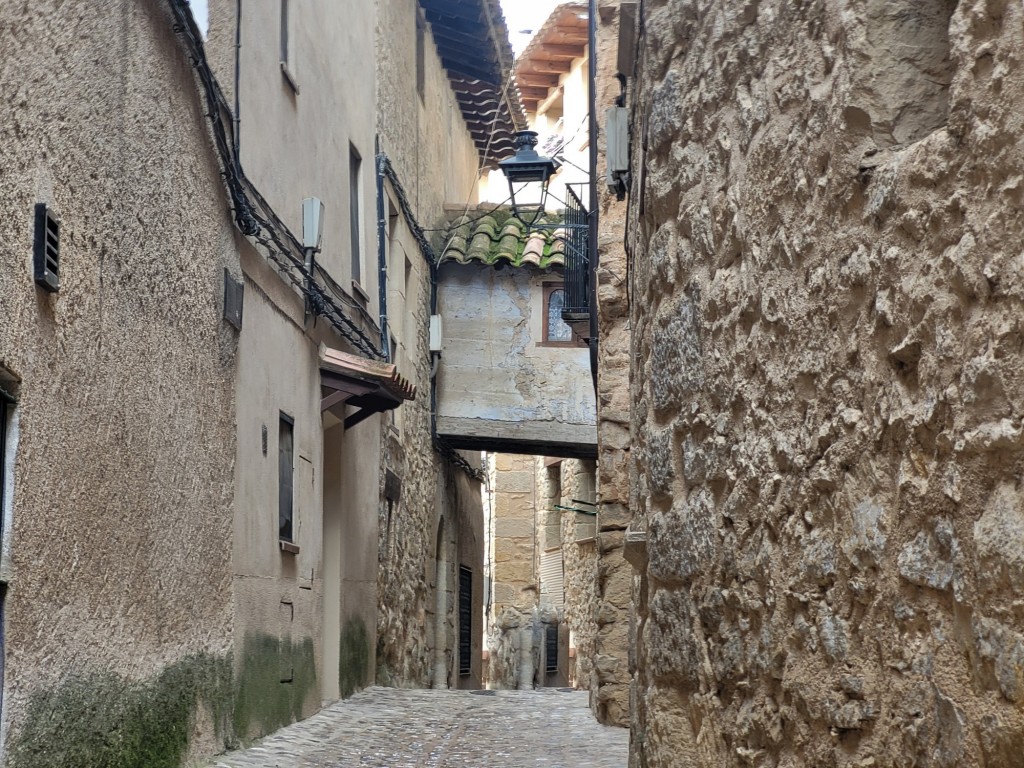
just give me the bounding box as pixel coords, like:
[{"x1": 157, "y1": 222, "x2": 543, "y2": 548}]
[{"x1": 561, "y1": 184, "x2": 590, "y2": 325}]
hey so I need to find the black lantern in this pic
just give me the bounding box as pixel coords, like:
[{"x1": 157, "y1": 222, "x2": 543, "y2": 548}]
[{"x1": 498, "y1": 130, "x2": 558, "y2": 228}]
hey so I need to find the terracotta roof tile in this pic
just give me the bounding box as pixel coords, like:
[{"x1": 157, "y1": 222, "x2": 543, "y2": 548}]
[{"x1": 438, "y1": 210, "x2": 567, "y2": 269}]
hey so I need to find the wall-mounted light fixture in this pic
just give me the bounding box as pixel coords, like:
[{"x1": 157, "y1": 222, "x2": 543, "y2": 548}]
[
  {"x1": 498, "y1": 131, "x2": 557, "y2": 229},
  {"x1": 301, "y1": 197, "x2": 325, "y2": 321},
  {"x1": 302, "y1": 197, "x2": 325, "y2": 251}
]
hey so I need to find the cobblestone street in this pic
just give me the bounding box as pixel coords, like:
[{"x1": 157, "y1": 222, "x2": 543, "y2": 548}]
[{"x1": 207, "y1": 687, "x2": 628, "y2": 768}]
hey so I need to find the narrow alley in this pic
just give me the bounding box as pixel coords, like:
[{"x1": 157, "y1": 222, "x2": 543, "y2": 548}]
[{"x1": 209, "y1": 687, "x2": 627, "y2": 768}]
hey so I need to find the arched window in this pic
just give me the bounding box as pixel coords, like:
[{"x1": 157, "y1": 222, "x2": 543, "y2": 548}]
[{"x1": 543, "y1": 283, "x2": 575, "y2": 344}]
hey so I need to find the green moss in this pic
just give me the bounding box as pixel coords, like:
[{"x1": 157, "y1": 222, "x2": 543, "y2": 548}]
[
  {"x1": 338, "y1": 616, "x2": 369, "y2": 698},
  {"x1": 9, "y1": 653, "x2": 234, "y2": 768},
  {"x1": 232, "y1": 631, "x2": 316, "y2": 740}
]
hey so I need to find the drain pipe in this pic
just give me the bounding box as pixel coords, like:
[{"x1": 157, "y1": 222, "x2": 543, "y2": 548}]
[
  {"x1": 234, "y1": 0, "x2": 242, "y2": 170},
  {"x1": 376, "y1": 141, "x2": 391, "y2": 360},
  {"x1": 587, "y1": 0, "x2": 599, "y2": 393}
]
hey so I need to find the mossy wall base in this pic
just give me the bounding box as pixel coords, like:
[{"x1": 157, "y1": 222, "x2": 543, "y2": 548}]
[
  {"x1": 9, "y1": 654, "x2": 234, "y2": 768},
  {"x1": 233, "y1": 631, "x2": 317, "y2": 741}
]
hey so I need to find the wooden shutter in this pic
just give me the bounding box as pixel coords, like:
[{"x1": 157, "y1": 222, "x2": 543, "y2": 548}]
[{"x1": 540, "y1": 548, "x2": 564, "y2": 612}]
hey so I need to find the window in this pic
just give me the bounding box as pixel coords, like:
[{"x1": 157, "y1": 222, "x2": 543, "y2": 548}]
[
  {"x1": 278, "y1": 413, "x2": 294, "y2": 543},
  {"x1": 0, "y1": 374, "x2": 16, "y2": 552},
  {"x1": 0, "y1": 398, "x2": 6, "y2": 541},
  {"x1": 415, "y1": 10, "x2": 426, "y2": 101},
  {"x1": 349, "y1": 144, "x2": 363, "y2": 287},
  {"x1": 541, "y1": 282, "x2": 576, "y2": 346},
  {"x1": 458, "y1": 566, "x2": 472, "y2": 676},
  {"x1": 0, "y1": 378, "x2": 14, "y2": 721}
]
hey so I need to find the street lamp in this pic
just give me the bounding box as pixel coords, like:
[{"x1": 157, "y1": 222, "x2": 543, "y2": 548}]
[
  {"x1": 302, "y1": 197, "x2": 325, "y2": 251},
  {"x1": 498, "y1": 130, "x2": 557, "y2": 228},
  {"x1": 302, "y1": 196, "x2": 325, "y2": 320}
]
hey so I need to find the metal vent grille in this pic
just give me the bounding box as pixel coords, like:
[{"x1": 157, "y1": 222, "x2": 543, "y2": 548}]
[
  {"x1": 33, "y1": 203, "x2": 59, "y2": 292},
  {"x1": 458, "y1": 565, "x2": 472, "y2": 676},
  {"x1": 223, "y1": 268, "x2": 244, "y2": 329}
]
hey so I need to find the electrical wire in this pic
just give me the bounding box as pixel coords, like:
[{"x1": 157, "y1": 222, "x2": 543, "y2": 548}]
[
  {"x1": 172, "y1": 0, "x2": 488, "y2": 484},
  {"x1": 419, "y1": 191, "x2": 515, "y2": 233},
  {"x1": 168, "y1": 0, "x2": 383, "y2": 360}
]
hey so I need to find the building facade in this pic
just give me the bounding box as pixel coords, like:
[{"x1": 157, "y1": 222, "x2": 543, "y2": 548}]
[
  {"x1": 0, "y1": 2, "x2": 241, "y2": 764},
  {"x1": 0, "y1": 0, "x2": 515, "y2": 764}
]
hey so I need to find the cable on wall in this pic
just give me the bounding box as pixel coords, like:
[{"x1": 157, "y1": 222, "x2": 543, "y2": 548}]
[{"x1": 168, "y1": 0, "x2": 384, "y2": 360}]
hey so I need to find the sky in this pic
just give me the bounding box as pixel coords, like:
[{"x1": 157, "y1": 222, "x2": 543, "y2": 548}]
[
  {"x1": 499, "y1": 0, "x2": 563, "y2": 55},
  {"x1": 186, "y1": 0, "x2": 559, "y2": 54},
  {"x1": 189, "y1": 0, "x2": 209, "y2": 37}
]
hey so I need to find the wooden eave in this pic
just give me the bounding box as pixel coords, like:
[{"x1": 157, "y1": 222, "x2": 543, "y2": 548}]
[
  {"x1": 319, "y1": 346, "x2": 415, "y2": 430},
  {"x1": 419, "y1": 0, "x2": 526, "y2": 166},
  {"x1": 514, "y1": 3, "x2": 589, "y2": 113}
]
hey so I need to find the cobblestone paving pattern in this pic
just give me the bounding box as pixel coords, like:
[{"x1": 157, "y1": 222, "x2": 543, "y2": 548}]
[{"x1": 208, "y1": 686, "x2": 628, "y2": 768}]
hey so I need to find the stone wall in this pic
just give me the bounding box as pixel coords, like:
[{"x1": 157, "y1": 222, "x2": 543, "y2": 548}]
[
  {"x1": 555, "y1": 460, "x2": 600, "y2": 692},
  {"x1": 593, "y1": 0, "x2": 634, "y2": 729},
  {"x1": 492, "y1": 454, "x2": 539, "y2": 618},
  {"x1": 488, "y1": 453, "x2": 538, "y2": 690},
  {"x1": 373, "y1": 0, "x2": 484, "y2": 692},
  {"x1": 628, "y1": 0, "x2": 1024, "y2": 765}
]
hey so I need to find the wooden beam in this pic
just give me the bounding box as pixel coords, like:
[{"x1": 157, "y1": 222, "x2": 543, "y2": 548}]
[
  {"x1": 518, "y1": 86, "x2": 551, "y2": 101},
  {"x1": 535, "y1": 43, "x2": 587, "y2": 59},
  {"x1": 516, "y1": 72, "x2": 560, "y2": 89},
  {"x1": 548, "y1": 33, "x2": 589, "y2": 45},
  {"x1": 320, "y1": 389, "x2": 352, "y2": 413},
  {"x1": 519, "y1": 60, "x2": 572, "y2": 75}
]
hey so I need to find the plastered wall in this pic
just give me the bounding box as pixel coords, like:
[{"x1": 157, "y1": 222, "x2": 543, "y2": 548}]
[{"x1": 0, "y1": 1, "x2": 239, "y2": 762}]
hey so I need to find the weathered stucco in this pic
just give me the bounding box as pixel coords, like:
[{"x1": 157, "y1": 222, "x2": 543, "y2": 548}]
[
  {"x1": 628, "y1": 0, "x2": 1024, "y2": 765},
  {"x1": 436, "y1": 262, "x2": 598, "y2": 455},
  {"x1": 0, "y1": 0, "x2": 238, "y2": 761}
]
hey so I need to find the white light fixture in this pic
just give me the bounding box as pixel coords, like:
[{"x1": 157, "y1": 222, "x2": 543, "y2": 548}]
[{"x1": 302, "y1": 197, "x2": 325, "y2": 251}]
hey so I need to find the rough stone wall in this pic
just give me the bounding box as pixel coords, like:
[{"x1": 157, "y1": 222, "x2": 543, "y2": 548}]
[
  {"x1": 556, "y1": 460, "x2": 600, "y2": 692},
  {"x1": 373, "y1": 0, "x2": 483, "y2": 691},
  {"x1": 628, "y1": 0, "x2": 1024, "y2": 765},
  {"x1": 0, "y1": 0, "x2": 238, "y2": 762},
  {"x1": 593, "y1": 0, "x2": 634, "y2": 729},
  {"x1": 374, "y1": 216, "x2": 439, "y2": 688},
  {"x1": 487, "y1": 453, "x2": 538, "y2": 689},
  {"x1": 491, "y1": 454, "x2": 539, "y2": 616}
]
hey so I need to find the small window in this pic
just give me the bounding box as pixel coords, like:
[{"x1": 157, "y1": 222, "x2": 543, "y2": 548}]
[
  {"x1": 415, "y1": 10, "x2": 426, "y2": 101},
  {"x1": 541, "y1": 282, "x2": 576, "y2": 346},
  {"x1": 0, "y1": 371, "x2": 15, "y2": 721},
  {"x1": 349, "y1": 144, "x2": 363, "y2": 287},
  {"x1": 278, "y1": 413, "x2": 294, "y2": 543},
  {"x1": 1, "y1": 396, "x2": 8, "y2": 549},
  {"x1": 0, "y1": 373, "x2": 16, "y2": 554}
]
